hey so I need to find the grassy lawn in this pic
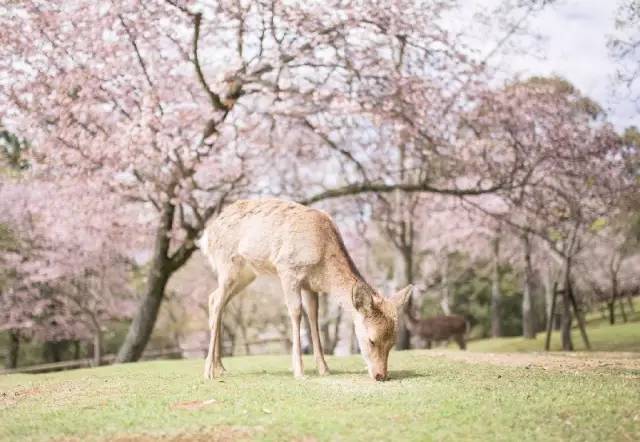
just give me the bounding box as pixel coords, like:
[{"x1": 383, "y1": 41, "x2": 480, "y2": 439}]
[
  {"x1": 467, "y1": 320, "x2": 640, "y2": 353},
  {"x1": 1, "y1": 350, "x2": 639, "y2": 441}
]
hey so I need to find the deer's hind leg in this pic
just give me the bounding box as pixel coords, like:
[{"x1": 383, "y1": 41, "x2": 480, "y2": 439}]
[
  {"x1": 204, "y1": 255, "x2": 255, "y2": 380},
  {"x1": 302, "y1": 289, "x2": 330, "y2": 376}
]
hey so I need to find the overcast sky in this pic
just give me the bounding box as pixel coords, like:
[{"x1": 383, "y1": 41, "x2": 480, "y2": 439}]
[{"x1": 485, "y1": 0, "x2": 637, "y2": 129}]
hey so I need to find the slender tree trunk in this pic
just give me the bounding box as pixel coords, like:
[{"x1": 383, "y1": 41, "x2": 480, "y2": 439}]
[
  {"x1": 319, "y1": 295, "x2": 331, "y2": 352},
  {"x1": 522, "y1": 234, "x2": 535, "y2": 339},
  {"x1": 329, "y1": 305, "x2": 342, "y2": 354},
  {"x1": 627, "y1": 293, "x2": 635, "y2": 312},
  {"x1": 543, "y1": 267, "x2": 555, "y2": 330},
  {"x1": 440, "y1": 252, "x2": 451, "y2": 315},
  {"x1": 491, "y1": 235, "x2": 502, "y2": 338},
  {"x1": 619, "y1": 297, "x2": 628, "y2": 323},
  {"x1": 5, "y1": 330, "x2": 19, "y2": 369},
  {"x1": 561, "y1": 257, "x2": 573, "y2": 351},
  {"x1": 116, "y1": 204, "x2": 175, "y2": 363},
  {"x1": 610, "y1": 272, "x2": 618, "y2": 325},
  {"x1": 239, "y1": 325, "x2": 251, "y2": 356}
]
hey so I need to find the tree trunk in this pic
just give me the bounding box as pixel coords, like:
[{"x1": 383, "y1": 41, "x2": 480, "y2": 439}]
[
  {"x1": 329, "y1": 305, "x2": 342, "y2": 354},
  {"x1": 522, "y1": 234, "x2": 535, "y2": 339},
  {"x1": 619, "y1": 297, "x2": 628, "y2": 323},
  {"x1": 116, "y1": 204, "x2": 175, "y2": 363},
  {"x1": 395, "y1": 247, "x2": 413, "y2": 350},
  {"x1": 73, "y1": 341, "x2": 80, "y2": 360},
  {"x1": 543, "y1": 267, "x2": 555, "y2": 330},
  {"x1": 440, "y1": 252, "x2": 451, "y2": 315},
  {"x1": 609, "y1": 271, "x2": 618, "y2": 325},
  {"x1": 627, "y1": 293, "x2": 635, "y2": 312},
  {"x1": 93, "y1": 329, "x2": 103, "y2": 367},
  {"x1": 561, "y1": 257, "x2": 573, "y2": 351},
  {"x1": 491, "y1": 235, "x2": 502, "y2": 338},
  {"x1": 608, "y1": 301, "x2": 615, "y2": 325},
  {"x1": 5, "y1": 330, "x2": 19, "y2": 369},
  {"x1": 319, "y1": 295, "x2": 331, "y2": 352}
]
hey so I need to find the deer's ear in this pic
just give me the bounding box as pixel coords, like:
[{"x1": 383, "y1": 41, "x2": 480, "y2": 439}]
[
  {"x1": 352, "y1": 284, "x2": 373, "y2": 315},
  {"x1": 390, "y1": 285, "x2": 413, "y2": 309}
]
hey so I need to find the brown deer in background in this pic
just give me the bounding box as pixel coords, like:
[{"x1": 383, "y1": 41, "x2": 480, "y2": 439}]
[
  {"x1": 405, "y1": 310, "x2": 469, "y2": 350},
  {"x1": 198, "y1": 198, "x2": 412, "y2": 381}
]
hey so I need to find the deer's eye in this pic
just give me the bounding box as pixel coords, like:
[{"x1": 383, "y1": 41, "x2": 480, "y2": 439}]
[{"x1": 368, "y1": 339, "x2": 375, "y2": 346}]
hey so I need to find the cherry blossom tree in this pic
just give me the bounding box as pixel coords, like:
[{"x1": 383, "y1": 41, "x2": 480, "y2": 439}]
[
  {"x1": 463, "y1": 77, "x2": 627, "y2": 350},
  {"x1": 0, "y1": 0, "x2": 564, "y2": 361}
]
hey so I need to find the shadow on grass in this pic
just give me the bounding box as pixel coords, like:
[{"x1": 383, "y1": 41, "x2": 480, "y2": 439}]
[{"x1": 238, "y1": 368, "x2": 427, "y2": 380}]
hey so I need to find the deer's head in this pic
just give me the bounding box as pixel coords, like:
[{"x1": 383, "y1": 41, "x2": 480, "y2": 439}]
[{"x1": 351, "y1": 283, "x2": 413, "y2": 381}]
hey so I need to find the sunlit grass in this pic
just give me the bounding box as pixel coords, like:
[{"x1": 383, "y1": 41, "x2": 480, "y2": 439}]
[
  {"x1": 1, "y1": 350, "x2": 639, "y2": 441},
  {"x1": 465, "y1": 299, "x2": 640, "y2": 353}
]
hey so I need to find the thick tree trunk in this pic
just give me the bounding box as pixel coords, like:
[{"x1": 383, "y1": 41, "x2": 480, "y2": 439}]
[
  {"x1": 561, "y1": 258, "x2": 573, "y2": 351},
  {"x1": 93, "y1": 329, "x2": 103, "y2": 367},
  {"x1": 522, "y1": 234, "x2": 535, "y2": 339},
  {"x1": 395, "y1": 247, "x2": 413, "y2": 350},
  {"x1": 608, "y1": 301, "x2": 615, "y2": 325},
  {"x1": 491, "y1": 235, "x2": 502, "y2": 338},
  {"x1": 5, "y1": 330, "x2": 19, "y2": 369},
  {"x1": 116, "y1": 204, "x2": 174, "y2": 363},
  {"x1": 73, "y1": 341, "x2": 80, "y2": 360}
]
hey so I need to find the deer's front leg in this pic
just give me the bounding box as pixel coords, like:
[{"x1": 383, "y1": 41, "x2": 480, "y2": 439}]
[{"x1": 282, "y1": 278, "x2": 304, "y2": 379}]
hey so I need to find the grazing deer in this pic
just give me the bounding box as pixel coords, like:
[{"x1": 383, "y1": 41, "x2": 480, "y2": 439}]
[
  {"x1": 198, "y1": 198, "x2": 412, "y2": 381},
  {"x1": 405, "y1": 311, "x2": 469, "y2": 350}
]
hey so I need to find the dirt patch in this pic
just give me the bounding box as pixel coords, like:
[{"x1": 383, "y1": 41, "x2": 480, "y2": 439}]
[
  {"x1": 0, "y1": 386, "x2": 42, "y2": 408},
  {"x1": 68, "y1": 426, "x2": 257, "y2": 442},
  {"x1": 170, "y1": 398, "x2": 219, "y2": 411},
  {"x1": 426, "y1": 350, "x2": 640, "y2": 372}
]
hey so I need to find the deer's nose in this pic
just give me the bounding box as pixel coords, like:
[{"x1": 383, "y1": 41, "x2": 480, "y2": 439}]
[{"x1": 374, "y1": 373, "x2": 386, "y2": 382}]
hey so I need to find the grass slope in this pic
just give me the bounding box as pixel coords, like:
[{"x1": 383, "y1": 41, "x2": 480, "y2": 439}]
[
  {"x1": 1, "y1": 350, "x2": 639, "y2": 441},
  {"x1": 467, "y1": 320, "x2": 640, "y2": 353}
]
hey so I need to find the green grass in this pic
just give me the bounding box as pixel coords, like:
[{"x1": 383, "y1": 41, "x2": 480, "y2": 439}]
[
  {"x1": 467, "y1": 320, "x2": 640, "y2": 353},
  {"x1": 1, "y1": 351, "x2": 639, "y2": 441}
]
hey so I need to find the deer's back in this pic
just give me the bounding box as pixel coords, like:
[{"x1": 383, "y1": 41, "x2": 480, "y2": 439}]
[
  {"x1": 418, "y1": 315, "x2": 466, "y2": 339},
  {"x1": 204, "y1": 199, "x2": 340, "y2": 272}
]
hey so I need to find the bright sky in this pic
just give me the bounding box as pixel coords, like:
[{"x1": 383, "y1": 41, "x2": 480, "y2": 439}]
[{"x1": 488, "y1": 0, "x2": 637, "y2": 129}]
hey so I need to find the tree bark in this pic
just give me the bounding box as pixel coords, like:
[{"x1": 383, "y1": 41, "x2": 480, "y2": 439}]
[
  {"x1": 5, "y1": 330, "x2": 19, "y2": 369},
  {"x1": 395, "y1": 247, "x2": 413, "y2": 350},
  {"x1": 608, "y1": 300, "x2": 616, "y2": 325},
  {"x1": 116, "y1": 203, "x2": 175, "y2": 363},
  {"x1": 522, "y1": 234, "x2": 535, "y2": 339},
  {"x1": 543, "y1": 267, "x2": 555, "y2": 330},
  {"x1": 491, "y1": 235, "x2": 502, "y2": 338},
  {"x1": 561, "y1": 257, "x2": 573, "y2": 351},
  {"x1": 93, "y1": 328, "x2": 103, "y2": 367},
  {"x1": 440, "y1": 252, "x2": 452, "y2": 315},
  {"x1": 619, "y1": 297, "x2": 628, "y2": 323}
]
